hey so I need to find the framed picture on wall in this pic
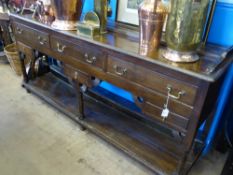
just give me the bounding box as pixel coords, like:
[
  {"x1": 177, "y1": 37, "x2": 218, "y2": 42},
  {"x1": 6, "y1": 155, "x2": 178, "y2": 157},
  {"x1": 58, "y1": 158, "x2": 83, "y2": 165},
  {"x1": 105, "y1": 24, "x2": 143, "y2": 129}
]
[{"x1": 117, "y1": 0, "x2": 143, "y2": 25}]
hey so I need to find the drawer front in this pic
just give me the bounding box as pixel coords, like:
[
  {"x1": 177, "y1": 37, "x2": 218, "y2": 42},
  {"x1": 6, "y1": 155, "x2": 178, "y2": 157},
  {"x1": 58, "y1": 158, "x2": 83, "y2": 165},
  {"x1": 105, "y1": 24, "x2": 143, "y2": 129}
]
[
  {"x1": 13, "y1": 22, "x2": 34, "y2": 43},
  {"x1": 136, "y1": 99, "x2": 189, "y2": 132},
  {"x1": 51, "y1": 36, "x2": 106, "y2": 71},
  {"x1": 134, "y1": 90, "x2": 193, "y2": 119},
  {"x1": 63, "y1": 64, "x2": 93, "y2": 88},
  {"x1": 144, "y1": 102, "x2": 189, "y2": 132},
  {"x1": 16, "y1": 41, "x2": 34, "y2": 59},
  {"x1": 107, "y1": 56, "x2": 197, "y2": 106},
  {"x1": 13, "y1": 22, "x2": 50, "y2": 49},
  {"x1": 34, "y1": 29, "x2": 50, "y2": 49}
]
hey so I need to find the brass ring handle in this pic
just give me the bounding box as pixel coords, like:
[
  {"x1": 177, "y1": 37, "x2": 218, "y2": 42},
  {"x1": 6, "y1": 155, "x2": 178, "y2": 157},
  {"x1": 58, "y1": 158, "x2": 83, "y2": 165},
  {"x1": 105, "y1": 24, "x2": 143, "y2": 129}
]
[
  {"x1": 56, "y1": 43, "x2": 66, "y2": 53},
  {"x1": 16, "y1": 27, "x2": 23, "y2": 34},
  {"x1": 85, "y1": 55, "x2": 96, "y2": 64},
  {"x1": 113, "y1": 65, "x2": 127, "y2": 76},
  {"x1": 37, "y1": 36, "x2": 46, "y2": 45},
  {"x1": 167, "y1": 85, "x2": 185, "y2": 100}
]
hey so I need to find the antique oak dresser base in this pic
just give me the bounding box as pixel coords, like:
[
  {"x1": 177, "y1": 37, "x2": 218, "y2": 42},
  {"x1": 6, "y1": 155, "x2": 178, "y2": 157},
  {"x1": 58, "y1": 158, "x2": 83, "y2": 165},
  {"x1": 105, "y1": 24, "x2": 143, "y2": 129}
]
[
  {"x1": 21, "y1": 72, "x2": 202, "y2": 175},
  {"x1": 22, "y1": 72, "x2": 182, "y2": 174},
  {"x1": 10, "y1": 14, "x2": 233, "y2": 175}
]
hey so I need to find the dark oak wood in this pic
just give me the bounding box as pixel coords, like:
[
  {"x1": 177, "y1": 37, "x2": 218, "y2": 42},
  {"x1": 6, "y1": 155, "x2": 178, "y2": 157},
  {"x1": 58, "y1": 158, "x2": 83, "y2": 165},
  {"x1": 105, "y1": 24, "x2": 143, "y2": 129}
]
[
  {"x1": 63, "y1": 64, "x2": 94, "y2": 88},
  {"x1": 107, "y1": 55, "x2": 198, "y2": 106},
  {"x1": 13, "y1": 22, "x2": 50, "y2": 50},
  {"x1": 22, "y1": 73, "x2": 181, "y2": 175},
  {"x1": 19, "y1": 51, "x2": 28, "y2": 83},
  {"x1": 70, "y1": 78, "x2": 84, "y2": 120},
  {"x1": 51, "y1": 36, "x2": 107, "y2": 71},
  {"x1": 10, "y1": 14, "x2": 233, "y2": 82},
  {"x1": 10, "y1": 13, "x2": 233, "y2": 175},
  {"x1": 0, "y1": 18, "x2": 12, "y2": 46}
]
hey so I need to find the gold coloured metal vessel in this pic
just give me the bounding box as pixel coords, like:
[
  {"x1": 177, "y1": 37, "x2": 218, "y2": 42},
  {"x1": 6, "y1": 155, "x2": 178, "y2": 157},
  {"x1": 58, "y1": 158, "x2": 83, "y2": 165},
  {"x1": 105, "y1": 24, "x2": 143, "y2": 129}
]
[
  {"x1": 51, "y1": 0, "x2": 84, "y2": 30},
  {"x1": 138, "y1": 0, "x2": 167, "y2": 56},
  {"x1": 94, "y1": 0, "x2": 109, "y2": 34},
  {"x1": 163, "y1": 0, "x2": 209, "y2": 62}
]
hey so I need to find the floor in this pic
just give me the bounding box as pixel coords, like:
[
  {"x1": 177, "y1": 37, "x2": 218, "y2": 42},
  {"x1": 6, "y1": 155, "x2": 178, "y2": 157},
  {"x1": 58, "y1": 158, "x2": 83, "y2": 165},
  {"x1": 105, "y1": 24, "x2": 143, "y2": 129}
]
[{"x1": 0, "y1": 58, "x2": 228, "y2": 175}]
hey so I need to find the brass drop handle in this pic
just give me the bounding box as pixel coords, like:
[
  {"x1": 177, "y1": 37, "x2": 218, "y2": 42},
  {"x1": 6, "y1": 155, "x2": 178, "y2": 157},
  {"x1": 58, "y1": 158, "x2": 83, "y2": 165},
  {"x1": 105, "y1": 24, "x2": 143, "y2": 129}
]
[
  {"x1": 16, "y1": 27, "x2": 23, "y2": 34},
  {"x1": 74, "y1": 71, "x2": 79, "y2": 80},
  {"x1": 161, "y1": 86, "x2": 185, "y2": 121},
  {"x1": 57, "y1": 43, "x2": 66, "y2": 53},
  {"x1": 37, "y1": 36, "x2": 46, "y2": 45},
  {"x1": 84, "y1": 53, "x2": 96, "y2": 64},
  {"x1": 167, "y1": 85, "x2": 185, "y2": 100},
  {"x1": 113, "y1": 65, "x2": 127, "y2": 76}
]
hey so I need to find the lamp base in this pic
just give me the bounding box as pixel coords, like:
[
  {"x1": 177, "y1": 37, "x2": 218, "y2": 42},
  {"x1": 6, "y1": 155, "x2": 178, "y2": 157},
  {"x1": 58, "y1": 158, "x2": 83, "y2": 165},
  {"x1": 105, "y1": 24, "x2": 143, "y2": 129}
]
[{"x1": 163, "y1": 48, "x2": 199, "y2": 63}]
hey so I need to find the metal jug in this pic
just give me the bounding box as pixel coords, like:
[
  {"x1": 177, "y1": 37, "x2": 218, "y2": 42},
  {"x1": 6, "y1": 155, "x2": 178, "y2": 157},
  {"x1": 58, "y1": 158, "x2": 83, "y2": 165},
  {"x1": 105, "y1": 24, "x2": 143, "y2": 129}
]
[
  {"x1": 163, "y1": 0, "x2": 209, "y2": 62},
  {"x1": 51, "y1": 0, "x2": 84, "y2": 30}
]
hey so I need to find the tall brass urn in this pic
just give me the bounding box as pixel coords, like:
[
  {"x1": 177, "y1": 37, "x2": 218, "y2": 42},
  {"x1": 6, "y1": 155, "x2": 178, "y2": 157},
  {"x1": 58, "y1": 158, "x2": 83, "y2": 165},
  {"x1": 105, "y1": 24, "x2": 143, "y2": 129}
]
[{"x1": 51, "y1": 0, "x2": 84, "y2": 30}]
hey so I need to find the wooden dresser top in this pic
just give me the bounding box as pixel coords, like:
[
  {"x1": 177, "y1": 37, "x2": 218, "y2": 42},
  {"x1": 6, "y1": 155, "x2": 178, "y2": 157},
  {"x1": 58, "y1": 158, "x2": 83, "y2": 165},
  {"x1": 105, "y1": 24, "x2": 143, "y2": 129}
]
[{"x1": 10, "y1": 13, "x2": 233, "y2": 82}]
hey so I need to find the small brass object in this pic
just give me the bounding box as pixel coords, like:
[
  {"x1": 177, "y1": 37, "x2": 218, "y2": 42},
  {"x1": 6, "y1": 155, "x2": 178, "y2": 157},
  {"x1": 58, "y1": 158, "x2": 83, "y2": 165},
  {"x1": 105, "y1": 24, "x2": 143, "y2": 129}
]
[
  {"x1": 94, "y1": 0, "x2": 111, "y2": 34},
  {"x1": 77, "y1": 12, "x2": 100, "y2": 38},
  {"x1": 161, "y1": 85, "x2": 185, "y2": 121},
  {"x1": 94, "y1": 0, "x2": 107, "y2": 34}
]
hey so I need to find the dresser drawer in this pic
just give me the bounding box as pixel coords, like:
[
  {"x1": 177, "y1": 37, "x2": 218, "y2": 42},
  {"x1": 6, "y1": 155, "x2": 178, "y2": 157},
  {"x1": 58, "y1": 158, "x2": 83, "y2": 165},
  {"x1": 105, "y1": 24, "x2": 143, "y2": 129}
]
[
  {"x1": 13, "y1": 22, "x2": 34, "y2": 43},
  {"x1": 135, "y1": 98, "x2": 190, "y2": 132},
  {"x1": 51, "y1": 36, "x2": 106, "y2": 71},
  {"x1": 13, "y1": 22, "x2": 50, "y2": 49},
  {"x1": 63, "y1": 64, "x2": 94, "y2": 88},
  {"x1": 134, "y1": 89, "x2": 193, "y2": 119},
  {"x1": 107, "y1": 56, "x2": 197, "y2": 106}
]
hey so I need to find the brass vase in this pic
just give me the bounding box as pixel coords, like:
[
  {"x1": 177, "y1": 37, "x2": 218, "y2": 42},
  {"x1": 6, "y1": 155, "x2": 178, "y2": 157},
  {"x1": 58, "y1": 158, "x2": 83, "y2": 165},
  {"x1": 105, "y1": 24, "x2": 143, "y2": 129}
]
[
  {"x1": 163, "y1": 0, "x2": 209, "y2": 62},
  {"x1": 138, "y1": 0, "x2": 167, "y2": 56},
  {"x1": 94, "y1": 0, "x2": 108, "y2": 34},
  {"x1": 51, "y1": 0, "x2": 84, "y2": 30}
]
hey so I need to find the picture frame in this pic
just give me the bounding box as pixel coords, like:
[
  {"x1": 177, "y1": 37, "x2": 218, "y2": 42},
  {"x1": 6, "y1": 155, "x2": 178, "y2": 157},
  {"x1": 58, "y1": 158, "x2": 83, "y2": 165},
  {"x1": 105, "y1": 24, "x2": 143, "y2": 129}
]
[{"x1": 117, "y1": 0, "x2": 143, "y2": 26}]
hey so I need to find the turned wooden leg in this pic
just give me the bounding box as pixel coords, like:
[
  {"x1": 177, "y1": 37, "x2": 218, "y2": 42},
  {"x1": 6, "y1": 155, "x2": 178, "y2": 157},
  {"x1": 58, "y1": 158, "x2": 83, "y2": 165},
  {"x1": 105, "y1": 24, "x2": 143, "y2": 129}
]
[
  {"x1": 69, "y1": 75, "x2": 85, "y2": 120},
  {"x1": 28, "y1": 51, "x2": 37, "y2": 79},
  {"x1": 0, "y1": 21, "x2": 12, "y2": 46},
  {"x1": 176, "y1": 151, "x2": 190, "y2": 175},
  {"x1": 19, "y1": 51, "x2": 29, "y2": 83},
  {"x1": 79, "y1": 125, "x2": 86, "y2": 131},
  {"x1": 77, "y1": 84, "x2": 84, "y2": 120},
  {"x1": 73, "y1": 81, "x2": 86, "y2": 130},
  {"x1": 74, "y1": 80, "x2": 84, "y2": 120}
]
